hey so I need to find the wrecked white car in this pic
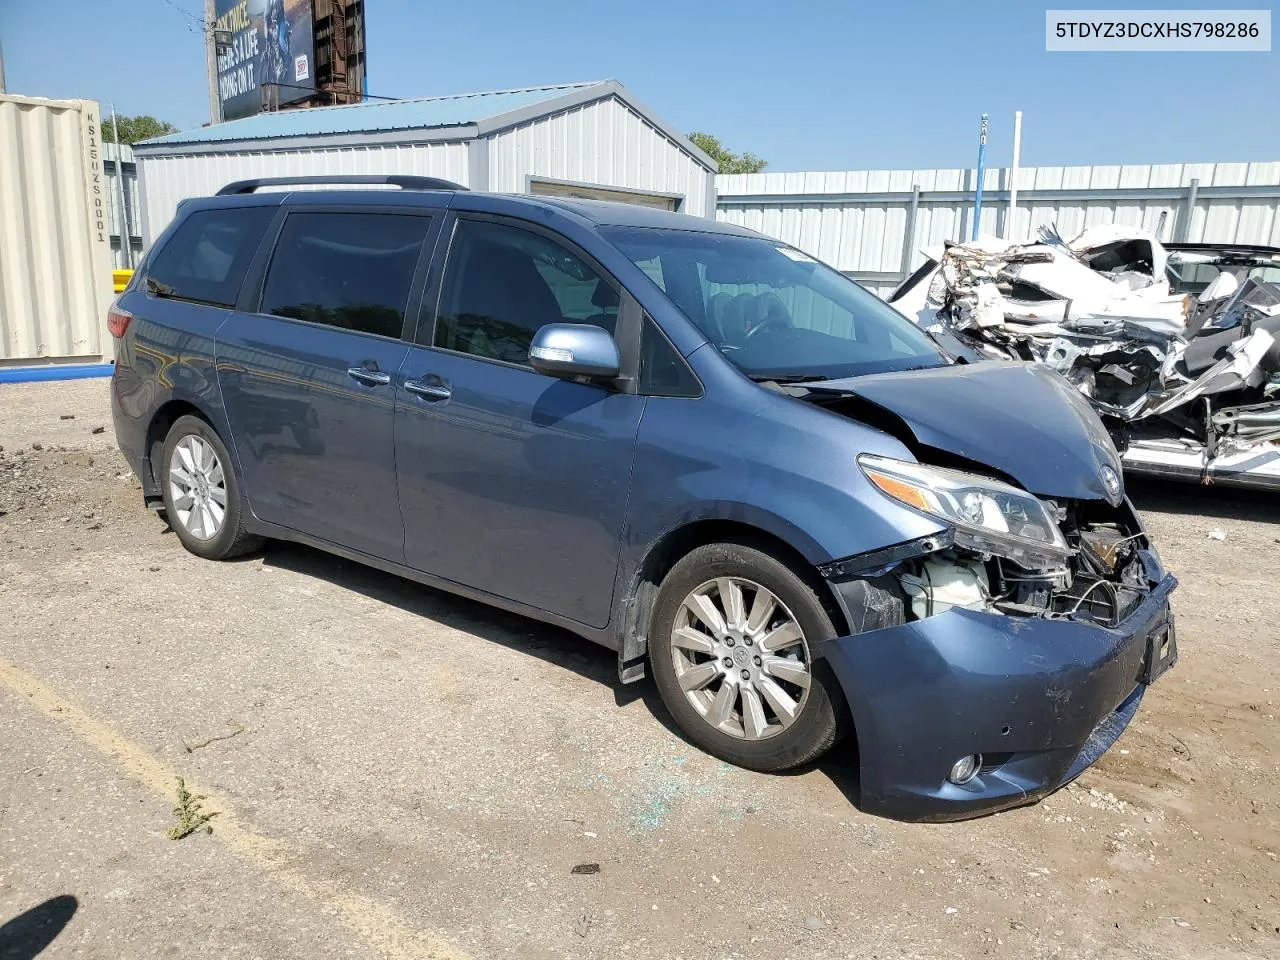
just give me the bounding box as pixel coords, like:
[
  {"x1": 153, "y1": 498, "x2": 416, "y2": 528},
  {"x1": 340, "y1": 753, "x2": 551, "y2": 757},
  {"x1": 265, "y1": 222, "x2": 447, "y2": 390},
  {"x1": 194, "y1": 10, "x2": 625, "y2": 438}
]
[{"x1": 890, "y1": 228, "x2": 1280, "y2": 490}]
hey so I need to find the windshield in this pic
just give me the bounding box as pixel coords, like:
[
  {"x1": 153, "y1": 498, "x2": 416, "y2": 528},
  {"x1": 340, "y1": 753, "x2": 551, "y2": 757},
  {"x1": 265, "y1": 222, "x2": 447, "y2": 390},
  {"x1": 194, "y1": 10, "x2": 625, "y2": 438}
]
[{"x1": 602, "y1": 227, "x2": 948, "y2": 381}]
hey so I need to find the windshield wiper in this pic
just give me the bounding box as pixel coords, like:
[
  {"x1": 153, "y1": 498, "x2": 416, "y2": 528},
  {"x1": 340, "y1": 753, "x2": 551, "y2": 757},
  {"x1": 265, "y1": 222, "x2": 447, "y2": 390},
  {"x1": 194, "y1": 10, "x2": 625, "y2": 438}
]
[
  {"x1": 144, "y1": 277, "x2": 224, "y2": 308},
  {"x1": 748, "y1": 374, "x2": 830, "y2": 385},
  {"x1": 146, "y1": 276, "x2": 177, "y2": 297}
]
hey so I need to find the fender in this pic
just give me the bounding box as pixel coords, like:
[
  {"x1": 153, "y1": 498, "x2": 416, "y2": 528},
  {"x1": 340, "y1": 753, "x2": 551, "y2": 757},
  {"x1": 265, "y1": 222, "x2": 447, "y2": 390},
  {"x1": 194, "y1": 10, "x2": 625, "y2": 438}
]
[{"x1": 608, "y1": 383, "x2": 948, "y2": 678}]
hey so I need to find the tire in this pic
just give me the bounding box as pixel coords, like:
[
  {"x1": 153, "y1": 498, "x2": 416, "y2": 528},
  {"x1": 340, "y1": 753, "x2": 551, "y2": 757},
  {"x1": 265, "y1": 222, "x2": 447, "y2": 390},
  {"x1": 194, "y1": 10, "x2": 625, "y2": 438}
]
[
  {"x1": 648, "y1": 542, "x2": 846, "y2": 772},
  {"x1": 159, "y1": 415, "x2": 261, "y2": 561}
]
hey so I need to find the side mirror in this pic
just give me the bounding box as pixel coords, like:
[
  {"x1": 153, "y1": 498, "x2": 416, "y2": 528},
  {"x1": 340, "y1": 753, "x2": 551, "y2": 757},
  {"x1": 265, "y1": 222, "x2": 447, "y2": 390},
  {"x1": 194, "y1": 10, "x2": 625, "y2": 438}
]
[{"x1": 529, "y1": 323, "x2": 620, "y2": 380}]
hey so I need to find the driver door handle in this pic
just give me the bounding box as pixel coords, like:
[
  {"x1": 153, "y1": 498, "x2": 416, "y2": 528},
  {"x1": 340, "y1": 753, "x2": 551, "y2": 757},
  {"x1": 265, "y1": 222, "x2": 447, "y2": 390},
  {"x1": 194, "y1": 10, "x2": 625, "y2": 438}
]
[
  {"x1": 404, "y1": 378, "x2": 452, "y2": 402},
  {"x1": 348, "y1": 366, "x2": 391, "y2": 386}
]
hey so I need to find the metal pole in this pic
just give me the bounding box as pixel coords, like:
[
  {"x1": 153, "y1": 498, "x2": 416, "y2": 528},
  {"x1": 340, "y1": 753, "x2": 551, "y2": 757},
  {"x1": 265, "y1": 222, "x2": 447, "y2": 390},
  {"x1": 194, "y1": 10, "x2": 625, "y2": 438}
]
[
  {"x1": 110, "y1": 105, "x2": 134, "y2": 269},
  {"x1": 971, "y1": 114, "x2": 989, "y2": 241},
  {"x1": 1177, "y1": 178, "x2": 1200, "y2": 242},
  {"x1": 205, "y1": 0, "x2": 221, "y2": 124},
  {"x1": 0, "y1": 38, "x2": 7, "y2": 94},
  {"x1": 899, "y1": 184, "x2": 922, "y2": 281},
  {"x1": 1005, "y1": 110, "x2": 1022, "y2": 241}
]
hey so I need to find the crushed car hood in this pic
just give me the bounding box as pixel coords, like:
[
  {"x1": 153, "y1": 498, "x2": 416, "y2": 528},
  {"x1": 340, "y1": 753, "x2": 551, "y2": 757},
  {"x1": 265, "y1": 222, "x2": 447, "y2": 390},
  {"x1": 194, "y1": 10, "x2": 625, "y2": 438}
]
[{"x1": 810, "y1": 362, "x2": 1124, "y2": 502}]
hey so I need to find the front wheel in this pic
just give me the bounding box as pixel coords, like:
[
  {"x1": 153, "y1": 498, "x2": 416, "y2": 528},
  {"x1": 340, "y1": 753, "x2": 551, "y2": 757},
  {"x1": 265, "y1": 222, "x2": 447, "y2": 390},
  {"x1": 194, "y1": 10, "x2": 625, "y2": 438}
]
[
  {"x1": 648, "y1": 542, "x2": 846, "y2": 772},
  {"x1": 159, "y1": 415, "x2": 261, "y2": 560}
]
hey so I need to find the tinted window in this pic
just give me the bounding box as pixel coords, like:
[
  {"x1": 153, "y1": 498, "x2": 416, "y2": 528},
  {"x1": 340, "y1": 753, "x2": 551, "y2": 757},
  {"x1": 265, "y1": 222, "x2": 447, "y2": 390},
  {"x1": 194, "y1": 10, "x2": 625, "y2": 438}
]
[
  {"x1": 640, "y1": 317, "x2": 700, "y2": 397},
  {"x1": 147, "y1": 206, "x2": 272, "y2": 307},
  {"x1": 433, "y1": 219, "x2": 619, "y2": 365},
  {"x1": 261, "y1": 212, "x2": 431, "y2": 339}
]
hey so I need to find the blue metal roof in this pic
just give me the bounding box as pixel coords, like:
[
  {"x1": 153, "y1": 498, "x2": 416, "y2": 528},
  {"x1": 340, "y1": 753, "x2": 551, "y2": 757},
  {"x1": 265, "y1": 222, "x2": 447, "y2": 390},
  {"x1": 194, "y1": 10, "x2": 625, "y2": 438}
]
[{"x1": 143, "y1": 81, "x2": 607, "y2": 147}]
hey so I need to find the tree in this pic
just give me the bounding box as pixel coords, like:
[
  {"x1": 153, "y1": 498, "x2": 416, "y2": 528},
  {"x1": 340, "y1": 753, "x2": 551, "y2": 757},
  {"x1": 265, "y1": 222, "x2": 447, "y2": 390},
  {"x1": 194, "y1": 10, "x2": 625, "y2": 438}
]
[
  {"x1": 687, "y1": 131, "x2": 767, "y2": 174},
  {"x1": 103, "y1": 115, "x2": 179, "y2": 145}
]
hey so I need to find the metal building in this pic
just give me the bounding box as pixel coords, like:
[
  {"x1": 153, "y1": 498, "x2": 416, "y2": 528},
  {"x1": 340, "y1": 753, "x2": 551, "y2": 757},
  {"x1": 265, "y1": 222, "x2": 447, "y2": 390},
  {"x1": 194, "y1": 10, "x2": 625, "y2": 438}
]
[
  {"x1": 133, "y1": 80, "x2": 718, "y2": 244},
  {"x1": 105, "y1": 142, "x2": 142, "y2": 270},
  {"x1": 716, "y1": 162, "x2": 1280, "y2": 297}
]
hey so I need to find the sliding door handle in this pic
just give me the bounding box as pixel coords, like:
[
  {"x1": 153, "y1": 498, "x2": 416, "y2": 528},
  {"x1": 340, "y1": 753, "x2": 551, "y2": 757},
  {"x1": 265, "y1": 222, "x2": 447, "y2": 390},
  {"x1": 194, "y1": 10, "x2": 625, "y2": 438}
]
[
  {"x1": 404, "y1": 379, "x2": 452, "y2": 402},
  {"x1": 348, "y1": 367, "x2": 391, "y2": 386}
]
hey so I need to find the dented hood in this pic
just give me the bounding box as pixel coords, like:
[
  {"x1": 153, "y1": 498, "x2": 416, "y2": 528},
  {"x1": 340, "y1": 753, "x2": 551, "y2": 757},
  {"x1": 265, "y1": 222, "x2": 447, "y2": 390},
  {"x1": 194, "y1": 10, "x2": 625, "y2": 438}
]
[{"x1": 810, "y1": 362, "x2": 1124, "y2": 502}]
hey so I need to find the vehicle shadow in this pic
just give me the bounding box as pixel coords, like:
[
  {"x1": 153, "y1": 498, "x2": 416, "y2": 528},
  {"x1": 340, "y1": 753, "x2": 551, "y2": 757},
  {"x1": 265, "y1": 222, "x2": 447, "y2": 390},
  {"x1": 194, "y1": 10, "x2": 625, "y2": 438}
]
[
  {"x1": 259, "y1": 541, "x2": 864, "y2": 808},
  {"x1": 261, "y1": 541, "x2": 671, "y2": 728},
  {"x1": 0, "y1": 895, "x2": 78, "y2": 959},
  {"x1": 1127, "y1": 477, "x2": 1280, "y2": 524}
]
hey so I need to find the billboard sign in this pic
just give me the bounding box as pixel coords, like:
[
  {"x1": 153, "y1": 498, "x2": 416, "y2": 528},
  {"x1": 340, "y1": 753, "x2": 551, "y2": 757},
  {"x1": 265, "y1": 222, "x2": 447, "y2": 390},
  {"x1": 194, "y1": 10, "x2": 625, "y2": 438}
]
[{"x1": 215, "y1": 0, "x2": 316, "y2": 121}]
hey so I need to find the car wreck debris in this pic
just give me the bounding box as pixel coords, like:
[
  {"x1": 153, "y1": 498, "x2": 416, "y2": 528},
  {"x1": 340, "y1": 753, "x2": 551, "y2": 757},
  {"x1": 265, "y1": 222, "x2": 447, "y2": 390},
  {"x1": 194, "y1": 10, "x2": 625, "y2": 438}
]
[
  {"x1": 890, "y1": 226, "x2": 1280, "y2": 489},
  {"x1": 848, "y1": 452, "x2": 1166, "y2": 631}
]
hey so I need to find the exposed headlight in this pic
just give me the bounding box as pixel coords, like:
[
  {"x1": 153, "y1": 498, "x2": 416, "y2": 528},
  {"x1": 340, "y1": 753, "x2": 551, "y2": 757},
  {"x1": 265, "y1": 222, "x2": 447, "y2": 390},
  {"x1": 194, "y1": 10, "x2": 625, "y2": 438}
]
[{"x1": 858, "y1": 455, "x2": 1073, "y2": 568}]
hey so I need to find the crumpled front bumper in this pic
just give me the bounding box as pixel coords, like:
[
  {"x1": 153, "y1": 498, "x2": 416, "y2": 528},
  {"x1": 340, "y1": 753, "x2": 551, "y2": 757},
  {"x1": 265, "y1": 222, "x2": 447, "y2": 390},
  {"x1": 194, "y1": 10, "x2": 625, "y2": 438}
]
[{"x1": 819, "y1": 572, "x2": 1177, "y2": 822}]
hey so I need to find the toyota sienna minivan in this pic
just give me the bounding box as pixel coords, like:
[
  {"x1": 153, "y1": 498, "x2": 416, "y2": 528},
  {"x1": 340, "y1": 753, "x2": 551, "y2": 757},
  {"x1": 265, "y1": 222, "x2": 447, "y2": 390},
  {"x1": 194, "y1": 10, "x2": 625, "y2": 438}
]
[{"x1": 110, "y1": 175, "x2": 1178, "y2": 821}]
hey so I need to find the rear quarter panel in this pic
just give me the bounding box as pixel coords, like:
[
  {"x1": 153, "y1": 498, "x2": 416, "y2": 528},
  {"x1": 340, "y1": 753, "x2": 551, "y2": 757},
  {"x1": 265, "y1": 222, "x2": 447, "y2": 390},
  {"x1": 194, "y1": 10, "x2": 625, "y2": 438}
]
[
  {"x1": 113, "y1": 195, "x2": 285, "y2": 498},
  {"x1": 112, "y1": 291, "x2": 238, "y2": 496}
]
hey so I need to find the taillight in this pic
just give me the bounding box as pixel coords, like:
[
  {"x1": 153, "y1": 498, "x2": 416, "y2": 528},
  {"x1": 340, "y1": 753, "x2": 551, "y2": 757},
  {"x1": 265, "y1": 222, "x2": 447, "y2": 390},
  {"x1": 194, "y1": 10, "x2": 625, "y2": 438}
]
[{"x1": 107, "y1": 304, "x2": 133, "y2": 338}]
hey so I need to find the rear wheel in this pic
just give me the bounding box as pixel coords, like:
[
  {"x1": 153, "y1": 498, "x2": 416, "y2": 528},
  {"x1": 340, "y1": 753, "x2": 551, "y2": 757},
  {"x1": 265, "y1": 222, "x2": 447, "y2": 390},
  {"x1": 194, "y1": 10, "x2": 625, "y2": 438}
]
[
  {"x1": 160, "y1": 415, "x2": 261, "y2": 560},
  {"x1": 648, "y1": 542, "x2": 845, "y2": 772}
]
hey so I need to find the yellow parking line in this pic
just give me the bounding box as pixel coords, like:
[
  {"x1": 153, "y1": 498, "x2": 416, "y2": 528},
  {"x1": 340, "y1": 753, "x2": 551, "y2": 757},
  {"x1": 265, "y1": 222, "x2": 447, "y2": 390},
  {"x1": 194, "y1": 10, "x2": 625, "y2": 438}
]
[{"x1": 0, "y1": 658, "x2": 470, "y2": 960}]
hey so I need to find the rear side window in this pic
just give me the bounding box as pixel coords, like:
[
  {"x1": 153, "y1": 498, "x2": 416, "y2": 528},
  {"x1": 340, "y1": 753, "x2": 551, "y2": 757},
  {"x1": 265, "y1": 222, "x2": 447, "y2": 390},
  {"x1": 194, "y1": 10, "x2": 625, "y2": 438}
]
[
  {"x1": 261, "y1": 212, "x2": 432, "y2": 339},
  {"x1": 432, "y1": 219, "x2": 619, "y2": 365},
  {"x1": 146, "y1": 206, "x2": 273, "y2": 307}
]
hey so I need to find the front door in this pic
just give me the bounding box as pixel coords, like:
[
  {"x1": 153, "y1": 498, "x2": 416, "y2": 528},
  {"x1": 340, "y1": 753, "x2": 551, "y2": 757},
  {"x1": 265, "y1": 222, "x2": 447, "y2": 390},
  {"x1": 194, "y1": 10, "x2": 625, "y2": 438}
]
[
  {"x1": 218, "y1": 208, "x2": 436, "y2": 562},
  {"x1": 394, "y1": 216, "x2": 645, "y2": 628}
]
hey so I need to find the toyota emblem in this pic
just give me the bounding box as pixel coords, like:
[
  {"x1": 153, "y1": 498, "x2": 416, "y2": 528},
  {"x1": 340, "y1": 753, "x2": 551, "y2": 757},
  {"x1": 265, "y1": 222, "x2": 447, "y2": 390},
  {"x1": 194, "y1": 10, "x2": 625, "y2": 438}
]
[{"x1": 1102, "y1": 465, "x2": 1123, "y2": 504}]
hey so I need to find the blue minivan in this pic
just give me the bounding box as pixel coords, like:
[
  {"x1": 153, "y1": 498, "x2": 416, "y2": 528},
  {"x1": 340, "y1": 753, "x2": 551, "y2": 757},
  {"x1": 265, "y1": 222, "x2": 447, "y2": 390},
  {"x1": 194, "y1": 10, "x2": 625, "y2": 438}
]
[{"x1": 110, "y1": 176, "x2": 1177, "y2": 821}]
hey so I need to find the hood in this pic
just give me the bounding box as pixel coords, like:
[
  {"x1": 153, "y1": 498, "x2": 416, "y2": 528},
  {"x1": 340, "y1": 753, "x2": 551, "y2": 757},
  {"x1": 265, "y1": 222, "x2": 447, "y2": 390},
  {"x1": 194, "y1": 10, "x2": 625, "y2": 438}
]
[{"x1": 809, "y1": 362, "x2": 1124, "y2": 503}]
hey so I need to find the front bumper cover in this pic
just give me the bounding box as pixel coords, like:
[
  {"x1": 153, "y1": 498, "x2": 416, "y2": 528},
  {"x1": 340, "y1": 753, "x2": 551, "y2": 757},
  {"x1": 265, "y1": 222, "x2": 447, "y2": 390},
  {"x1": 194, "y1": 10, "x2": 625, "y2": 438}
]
[{"x1": 819, "y1": 572, "x2": 1177, "y2": 822}]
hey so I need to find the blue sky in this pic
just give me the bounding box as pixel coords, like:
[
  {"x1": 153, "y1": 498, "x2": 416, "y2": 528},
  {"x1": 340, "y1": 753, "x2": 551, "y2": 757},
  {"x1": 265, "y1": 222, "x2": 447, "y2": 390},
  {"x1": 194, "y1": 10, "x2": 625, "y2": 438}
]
[{"x1": 3, "y1": 0, "x2": 1276, "y2": 171}]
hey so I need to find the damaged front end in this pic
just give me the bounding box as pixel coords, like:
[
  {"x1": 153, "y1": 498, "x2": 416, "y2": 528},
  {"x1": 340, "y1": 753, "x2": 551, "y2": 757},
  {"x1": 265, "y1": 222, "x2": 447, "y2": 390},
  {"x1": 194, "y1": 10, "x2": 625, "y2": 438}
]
[
  {"x1": 815, "y1": 454, "x2": 1177, "y2": 822},
  {"x1": 862, "y1": 497, "x2": 1166, "y2": 630},
  {"x1": 890, "y1": 227, "x2": 1280, "y2": 490},
  {"x1": 827, "y1": 453, "x2": 1172, "y2": 633}
]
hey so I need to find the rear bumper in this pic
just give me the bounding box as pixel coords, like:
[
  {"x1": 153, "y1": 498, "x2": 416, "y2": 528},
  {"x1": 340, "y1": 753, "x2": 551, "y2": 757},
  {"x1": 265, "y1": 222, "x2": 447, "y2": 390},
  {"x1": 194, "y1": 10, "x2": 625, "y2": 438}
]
[
  {"x1": 819, "y1": 572, "x2": 1177, "y2": 822},
  {"x1": 109, "y1": 364, "x2": 150, "y2": 492}
]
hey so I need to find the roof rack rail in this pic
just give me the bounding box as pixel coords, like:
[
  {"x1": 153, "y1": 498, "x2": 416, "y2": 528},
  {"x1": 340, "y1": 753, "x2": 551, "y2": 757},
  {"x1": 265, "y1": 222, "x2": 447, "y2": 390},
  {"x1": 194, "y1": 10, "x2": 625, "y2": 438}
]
[{"x1": 216, "y1": 175, "x2": 468, "y2": 196}]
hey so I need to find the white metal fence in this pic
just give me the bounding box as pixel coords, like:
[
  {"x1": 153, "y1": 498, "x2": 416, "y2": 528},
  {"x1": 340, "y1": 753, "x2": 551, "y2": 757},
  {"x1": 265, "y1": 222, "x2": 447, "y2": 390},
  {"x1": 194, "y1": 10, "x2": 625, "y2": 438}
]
[
  {"x1": 104, "y1": 142, "x2": 142, "y2": 271},
  {"x1": 716, "y1": 162, "x2": 1280, "y2": 297}
]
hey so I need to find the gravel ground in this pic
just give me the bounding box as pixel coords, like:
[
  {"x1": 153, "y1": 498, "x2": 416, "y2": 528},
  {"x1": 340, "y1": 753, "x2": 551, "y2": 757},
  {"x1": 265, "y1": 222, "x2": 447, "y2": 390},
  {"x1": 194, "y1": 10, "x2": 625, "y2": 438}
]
[{"x1": 1, "y1": 378, "x2": 1277, "y2": 960}]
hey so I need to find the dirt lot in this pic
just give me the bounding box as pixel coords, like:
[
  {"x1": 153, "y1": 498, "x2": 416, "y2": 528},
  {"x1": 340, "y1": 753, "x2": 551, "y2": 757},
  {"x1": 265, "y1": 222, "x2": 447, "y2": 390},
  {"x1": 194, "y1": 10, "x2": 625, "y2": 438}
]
[{"x1": 1, "y1": 378, "x2": 1278, "y2": 960}]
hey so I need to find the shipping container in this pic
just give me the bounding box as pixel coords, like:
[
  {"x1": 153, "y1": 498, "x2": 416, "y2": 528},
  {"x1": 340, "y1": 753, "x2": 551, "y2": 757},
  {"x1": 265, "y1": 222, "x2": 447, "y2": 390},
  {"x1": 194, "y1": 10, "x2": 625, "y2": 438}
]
[{"x1": 0, "y1": 94, "x2": 115, "y2": 363}]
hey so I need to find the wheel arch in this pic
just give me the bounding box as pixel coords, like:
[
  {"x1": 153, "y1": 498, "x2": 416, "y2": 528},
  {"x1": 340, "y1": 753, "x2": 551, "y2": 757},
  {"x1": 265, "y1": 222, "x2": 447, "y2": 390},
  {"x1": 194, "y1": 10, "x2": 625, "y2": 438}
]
[
  {"x1": 142, "y1": 399, "x2": 223, "y2": 502},
  {"x1": 617, "y1": 517, "x2": 851, "y2": 677}
]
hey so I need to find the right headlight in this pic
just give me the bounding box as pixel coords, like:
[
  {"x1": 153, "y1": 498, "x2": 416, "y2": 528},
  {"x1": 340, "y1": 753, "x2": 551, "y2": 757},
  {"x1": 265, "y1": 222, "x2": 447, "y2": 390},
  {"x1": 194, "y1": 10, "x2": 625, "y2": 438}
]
[{"x1": 858, "y1": 454, "x2": 1073, "y2": 568}]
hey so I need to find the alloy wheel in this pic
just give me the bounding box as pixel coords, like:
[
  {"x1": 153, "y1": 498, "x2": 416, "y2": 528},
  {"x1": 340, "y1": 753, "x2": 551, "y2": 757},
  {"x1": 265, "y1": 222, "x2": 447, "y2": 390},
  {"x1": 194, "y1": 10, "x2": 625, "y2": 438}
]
[
  {"x1": 168, "y1": 435, "x2": 227, "y2": 541},
  {"x1": 670, "y1": 577, "x2": 812, "y2": 740}
]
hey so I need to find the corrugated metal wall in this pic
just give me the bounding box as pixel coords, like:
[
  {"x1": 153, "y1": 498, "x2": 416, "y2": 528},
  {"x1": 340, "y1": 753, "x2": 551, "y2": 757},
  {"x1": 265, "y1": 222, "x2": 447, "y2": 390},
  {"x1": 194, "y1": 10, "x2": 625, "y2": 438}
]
[
  {"x1": 0, "y1": 94, "x2": 114, "y2": 362},
  {"x1": 717, "y1": 162, "x2": 1280, "y2": 297},
  {"x1": 487, "y1": 97, "x2": 712, "y2": 216},
  {"x1": 136, "y1": 141, "x2": 470, "y2": 243},
  {"x1": 104, "y1": 142, "x2": 142, "y2": 270}
]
